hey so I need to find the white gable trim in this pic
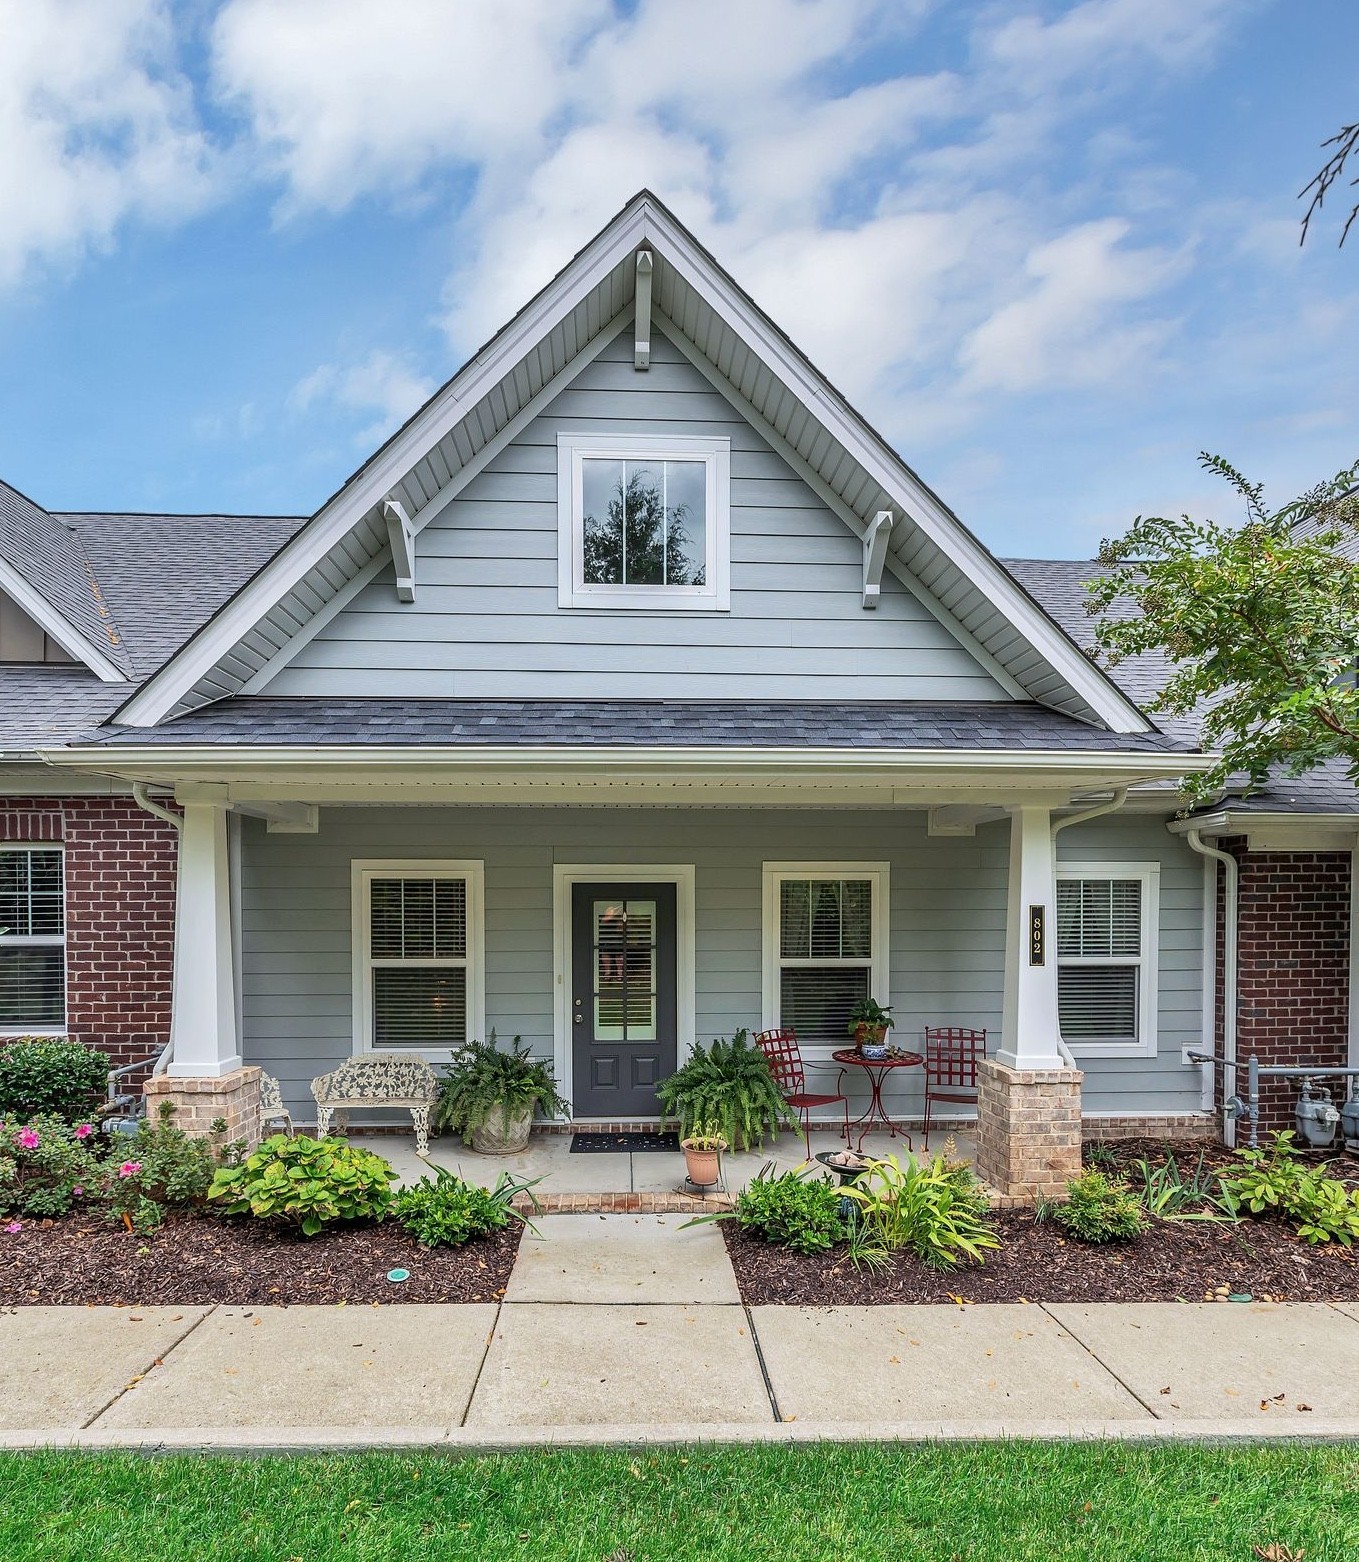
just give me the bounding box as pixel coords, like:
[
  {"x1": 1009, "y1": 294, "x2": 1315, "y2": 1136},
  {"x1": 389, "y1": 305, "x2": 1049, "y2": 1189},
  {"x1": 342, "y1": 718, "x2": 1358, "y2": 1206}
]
[
  {"x1": 115, "y1": 192, "x2": 1150, "y2": 731},
  {"x1": 0, "y1": 554, "x2": 126, "y2": 682}
]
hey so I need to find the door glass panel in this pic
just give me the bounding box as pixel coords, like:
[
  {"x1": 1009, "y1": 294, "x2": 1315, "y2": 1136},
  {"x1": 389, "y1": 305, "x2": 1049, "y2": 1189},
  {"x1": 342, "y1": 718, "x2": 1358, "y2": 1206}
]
[{"x1": 593, "y1": 898, "x2": 657, "y2": 1041}]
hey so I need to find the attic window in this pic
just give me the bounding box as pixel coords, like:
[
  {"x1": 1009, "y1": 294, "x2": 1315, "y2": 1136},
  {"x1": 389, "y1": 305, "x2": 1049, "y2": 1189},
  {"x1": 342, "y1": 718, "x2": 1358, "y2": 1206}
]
[{"x1": 558, "y1": 434, "x2": 729, "y2": 610}]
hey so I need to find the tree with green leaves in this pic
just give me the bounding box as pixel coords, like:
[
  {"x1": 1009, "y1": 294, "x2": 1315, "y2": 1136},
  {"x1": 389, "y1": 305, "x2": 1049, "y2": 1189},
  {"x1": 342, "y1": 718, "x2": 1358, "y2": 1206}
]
[
  {"x1": 582, "y1": 469, "x2": 704, "y2": 587},
  {"x1": 1087, "y1": 454, "x2": 1359, "y2": 805}
]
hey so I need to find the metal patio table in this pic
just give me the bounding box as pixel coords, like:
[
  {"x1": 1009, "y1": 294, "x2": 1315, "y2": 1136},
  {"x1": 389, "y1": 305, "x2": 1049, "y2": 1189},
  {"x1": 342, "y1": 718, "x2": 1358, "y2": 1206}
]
[{"x1": 831, "y1": 1047, "x2": 925, "y2": 1150}]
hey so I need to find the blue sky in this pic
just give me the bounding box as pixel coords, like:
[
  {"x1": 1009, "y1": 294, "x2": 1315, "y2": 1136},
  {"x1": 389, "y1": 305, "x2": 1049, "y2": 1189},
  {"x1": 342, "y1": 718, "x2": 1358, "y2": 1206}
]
[{"x1": 0, "y1": 0, "x2": 1355, "y2": 559}]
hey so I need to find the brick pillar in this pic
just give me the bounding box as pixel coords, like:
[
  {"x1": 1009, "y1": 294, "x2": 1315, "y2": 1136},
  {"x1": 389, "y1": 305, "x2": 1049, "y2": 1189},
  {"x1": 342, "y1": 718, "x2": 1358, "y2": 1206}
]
[
  {"x1": 975, "y1": 1059, "x2": 1083, "y2": 1200},
  {"x1": 144, "y1": 1066, "x2": 263, "y2": 1148}
]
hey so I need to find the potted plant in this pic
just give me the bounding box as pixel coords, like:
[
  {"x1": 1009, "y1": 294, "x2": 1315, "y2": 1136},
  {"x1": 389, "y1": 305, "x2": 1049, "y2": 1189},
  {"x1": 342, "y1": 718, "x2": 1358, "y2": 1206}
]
[
  {"x1": 656, "y1": 1029, "x2": 795, "y2": 1150},
  {"x1": 433, "y1": 1033, "x2": 570, "y2": 1154},
  {"x1": 680, "y1": 1120, "x2": 727, "y2": 1189},
  {"x1": 847, "y1": 997, "x2": 894, "y2": 1054}
]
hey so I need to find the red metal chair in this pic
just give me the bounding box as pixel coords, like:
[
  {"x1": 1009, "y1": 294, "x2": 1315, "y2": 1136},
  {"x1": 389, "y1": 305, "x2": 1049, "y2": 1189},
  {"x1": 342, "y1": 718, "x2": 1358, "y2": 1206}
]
[
  {"x1": 922, "y1": 1027, "x2": 988, "y2": 1147},
  {"x1": 754, "y1": 1028, "x2": 850, "y2": 1158}
]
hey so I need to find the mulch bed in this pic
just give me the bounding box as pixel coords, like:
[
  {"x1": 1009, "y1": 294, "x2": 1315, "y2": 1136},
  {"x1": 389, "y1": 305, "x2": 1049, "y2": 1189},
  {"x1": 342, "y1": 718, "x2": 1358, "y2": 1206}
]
[
  {"x1": 727, "y1": 1136, "x2": 1359, "y2": 1306},
  {"x1": 0, "y1": 1213, "x2": 521, "y2": 1306}
]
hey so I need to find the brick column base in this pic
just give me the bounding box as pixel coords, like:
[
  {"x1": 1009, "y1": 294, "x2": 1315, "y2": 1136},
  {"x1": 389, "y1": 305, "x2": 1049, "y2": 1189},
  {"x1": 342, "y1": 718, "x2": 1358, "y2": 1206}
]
[
  {"x1": 975, "y1": 1059, "x2": 1083, "y2": 1201},
  {"x1": 144, "y1": 1067, "x2": 263, "y2": 1149}
]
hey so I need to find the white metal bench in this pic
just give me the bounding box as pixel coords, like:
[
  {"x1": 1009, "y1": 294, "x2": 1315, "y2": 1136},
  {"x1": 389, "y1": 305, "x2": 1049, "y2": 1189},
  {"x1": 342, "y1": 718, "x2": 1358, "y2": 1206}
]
[{"x1": 310, "y1": 1053, "x2": 438, "y2": 1153}]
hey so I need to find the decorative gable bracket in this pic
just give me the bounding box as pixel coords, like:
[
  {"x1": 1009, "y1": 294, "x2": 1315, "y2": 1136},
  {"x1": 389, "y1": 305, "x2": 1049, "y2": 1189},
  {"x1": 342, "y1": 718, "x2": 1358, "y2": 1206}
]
[
  {"x1": 382, "y1": 498, "x2": 416, "y2": 603},
  {"x1": 862, "y1": 510, "x2": 895, "y2": 609},
  {"x1": 634, "y1": 248, "x2": 653, "y2": 370}
]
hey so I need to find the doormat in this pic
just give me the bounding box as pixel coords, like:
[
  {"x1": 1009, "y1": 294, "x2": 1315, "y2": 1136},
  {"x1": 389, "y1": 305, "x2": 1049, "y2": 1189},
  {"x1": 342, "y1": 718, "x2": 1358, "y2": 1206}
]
[{"x1": 570, "y1": 1131, "x2": 681, "y2": 1154}]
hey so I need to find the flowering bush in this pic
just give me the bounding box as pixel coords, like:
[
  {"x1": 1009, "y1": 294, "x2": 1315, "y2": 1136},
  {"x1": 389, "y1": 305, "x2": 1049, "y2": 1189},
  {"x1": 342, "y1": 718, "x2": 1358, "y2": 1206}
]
[
  {"x1": 103, "y1": 1104, "x2": 244, "y2": 1235},
  {"x1": 0, "y1": 1115, "x2": 104, "y2": 1218}
]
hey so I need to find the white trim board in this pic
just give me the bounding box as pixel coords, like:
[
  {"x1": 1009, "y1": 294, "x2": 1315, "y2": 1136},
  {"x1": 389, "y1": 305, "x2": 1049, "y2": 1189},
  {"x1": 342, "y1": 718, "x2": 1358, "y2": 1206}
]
[
  {"x1": 0, "y1": 555, "x2": 126, "y2": 682},
  {"x1": 1055, "y1": 859, "x2": 1161, "y2": 1060},
  {"x1": 551, "y1": 863, "x2": 696, "y2": 1117}
]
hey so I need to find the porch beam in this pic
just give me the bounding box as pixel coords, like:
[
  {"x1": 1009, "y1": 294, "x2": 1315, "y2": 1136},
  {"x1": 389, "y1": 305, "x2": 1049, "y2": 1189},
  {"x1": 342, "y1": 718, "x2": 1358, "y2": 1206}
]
[
  {"x1": 634, "y1": 248, "x2": 653, "y2": 369},
  {"x1": 382, "y1": 498, "x2": 416, "y2": 603},
  {"x1": 927, "y1": 803, "x2": 1007, "y2": 836},
  {"x1": 167, "y1": 801, "x2": 242, "y2": 1078},
  {"x1": 232, "y1": 800, "x2": 319, "y2": 834},
  {"x1": 998, "y1": 803, "x2": 1065, "y2": 1070},
  {"x1": 862, "y1": 510, "x2": 894, "y2": 609}
]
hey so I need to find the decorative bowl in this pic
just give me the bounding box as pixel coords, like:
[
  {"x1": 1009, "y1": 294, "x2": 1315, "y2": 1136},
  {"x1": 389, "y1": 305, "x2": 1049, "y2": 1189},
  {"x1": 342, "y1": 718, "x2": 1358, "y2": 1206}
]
[{"x1": 861, "y1": 1043, "x2": 888, "y2": 1060}]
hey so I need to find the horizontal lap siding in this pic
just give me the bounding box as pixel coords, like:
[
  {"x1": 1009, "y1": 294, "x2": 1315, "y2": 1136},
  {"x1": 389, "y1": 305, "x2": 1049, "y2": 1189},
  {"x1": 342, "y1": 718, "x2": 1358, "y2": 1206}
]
[
  {"x1": 264, "y1": 330, "x2": 1005, "y2": 702},
  {"x1": 239, "y1": 808, "x2": 1202, "y2": 1121}
]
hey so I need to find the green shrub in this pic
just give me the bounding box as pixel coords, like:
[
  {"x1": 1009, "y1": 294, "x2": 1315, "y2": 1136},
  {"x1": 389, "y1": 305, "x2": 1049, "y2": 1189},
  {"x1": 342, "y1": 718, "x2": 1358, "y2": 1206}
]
[
  {"x1": 734, "y1": 1169, "x2": 846, "y2": 1254},
  {"x1": 1221, "y1": 1132, "x2": 1359, "y2": 1246},
  {"x1": 0, "y1": 1039, "x2": 109, "y2": 1121},
  {"x1": 1053, "y1": 1170, "x2": 1148, "y2": 1243},
  {"x1": 208, "y1": 1135, "x2": 396, "y2": 1236},
  {"x1": 657, "y1": 1030, "x2": 795, "y2": 1149},
  {"x1": 0, "y1": 1113, "x2": 103, "y2": 1218},
  {"x1": 842, "y1": 1151, "x2": 999, "y2": 1269},
  {"x1": 395, "y1": 1165, "x2": 541, "y2": 1248},
  {"x1": 434, "y1": 1035, "x2": 569, "y2": 1136},
  {"x1": 103, "y1": 1104, "x2": 244, "y2": 1234}
]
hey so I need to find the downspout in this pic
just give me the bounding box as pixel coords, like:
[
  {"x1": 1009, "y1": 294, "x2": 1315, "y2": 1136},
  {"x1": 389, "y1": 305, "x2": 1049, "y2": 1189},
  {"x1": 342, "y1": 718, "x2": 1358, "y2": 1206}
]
[
  {"x1": 131, "y1": 784, "x2": 181, "y2": 1076},
  {"x1": 1048, "y1": 789, "x2": 1129, "y2": 1066},
  {"x1": 1185, "y1": 830, "x2": 1238, "y2": 1147}
]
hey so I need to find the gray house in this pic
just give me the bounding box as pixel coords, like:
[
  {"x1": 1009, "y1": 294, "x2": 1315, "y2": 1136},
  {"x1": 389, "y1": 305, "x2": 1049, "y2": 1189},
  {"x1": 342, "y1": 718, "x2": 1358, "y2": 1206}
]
[{"x1": 35, "y1": 189, "x2": 1348, "y2": 1195}]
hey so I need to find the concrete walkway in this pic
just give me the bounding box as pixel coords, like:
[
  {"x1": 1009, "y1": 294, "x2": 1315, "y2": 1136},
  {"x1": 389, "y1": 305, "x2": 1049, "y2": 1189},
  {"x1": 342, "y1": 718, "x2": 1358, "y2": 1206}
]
[{"x1": 3, "y1": 1214, "x2": 1359, "y2": 1449}]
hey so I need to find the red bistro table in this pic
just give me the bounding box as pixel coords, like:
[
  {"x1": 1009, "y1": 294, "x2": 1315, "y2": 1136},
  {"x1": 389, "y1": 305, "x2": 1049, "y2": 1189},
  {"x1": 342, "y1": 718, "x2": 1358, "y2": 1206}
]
[{"x1": 831, "y1": 1048, "x2": 925, "y2": 1150}]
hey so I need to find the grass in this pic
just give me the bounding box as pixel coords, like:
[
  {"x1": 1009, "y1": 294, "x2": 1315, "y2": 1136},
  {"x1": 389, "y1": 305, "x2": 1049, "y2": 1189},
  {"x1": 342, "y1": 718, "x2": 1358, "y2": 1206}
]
[{"x1": 1, "y1": 1441, "x2": 1355, "y2": 1561}]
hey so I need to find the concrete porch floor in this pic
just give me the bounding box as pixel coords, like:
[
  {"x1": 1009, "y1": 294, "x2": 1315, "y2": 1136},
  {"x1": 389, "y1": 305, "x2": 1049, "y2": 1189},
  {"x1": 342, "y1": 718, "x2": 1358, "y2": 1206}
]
[{"x1": 349, "y1": 1125, "x2": 978, "y2": 1195}]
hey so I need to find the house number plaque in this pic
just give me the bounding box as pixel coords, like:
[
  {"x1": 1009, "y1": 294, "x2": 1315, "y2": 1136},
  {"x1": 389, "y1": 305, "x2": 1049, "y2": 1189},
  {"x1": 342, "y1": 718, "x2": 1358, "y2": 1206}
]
[{"x1": 1028, "y1": 904, "x2": 1045, "y2": 965}]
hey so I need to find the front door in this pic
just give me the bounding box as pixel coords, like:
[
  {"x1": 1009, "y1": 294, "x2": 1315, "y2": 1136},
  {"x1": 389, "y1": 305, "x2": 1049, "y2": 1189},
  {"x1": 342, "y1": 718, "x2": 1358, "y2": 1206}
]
[{"x1": 570, "y1": 882, "x2": 678, "y2": 1118}]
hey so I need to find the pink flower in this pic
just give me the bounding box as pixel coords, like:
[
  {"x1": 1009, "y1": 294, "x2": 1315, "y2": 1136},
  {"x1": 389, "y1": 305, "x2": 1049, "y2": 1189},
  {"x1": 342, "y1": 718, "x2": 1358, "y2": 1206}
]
[
  {"x1": 74, "y1": 1124, "x2": 93, "y2": 1140},
  {"x1": 16, "y1": 1128, "x2": 39, "y2": 1150},
  {"x1": 4, "y1": 1222, "x2": 21, "y2": 1234},
  {"x1": 71, "y1": 1186, "x2": 84, "y2": 1198},
  {"x1": 117, "y1": 1161, "x2": 142, "y2": 1179}
]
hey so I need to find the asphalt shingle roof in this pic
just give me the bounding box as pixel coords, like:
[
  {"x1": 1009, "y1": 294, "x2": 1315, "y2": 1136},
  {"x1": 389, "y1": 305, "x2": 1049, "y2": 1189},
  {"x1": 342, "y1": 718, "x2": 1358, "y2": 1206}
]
[{"x1": 84, "y1": 697, "x2": 1189, "y2": 752}]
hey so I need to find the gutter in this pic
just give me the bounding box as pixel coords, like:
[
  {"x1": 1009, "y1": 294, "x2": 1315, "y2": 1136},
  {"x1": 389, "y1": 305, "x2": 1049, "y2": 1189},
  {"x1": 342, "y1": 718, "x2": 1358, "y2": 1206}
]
[
  {"x1": 1183, "y1": 830, "x2": 1238, "y2": 1147},
  {"x1": 130, "y1": 785, "x2": 181, "y2": 1078}
]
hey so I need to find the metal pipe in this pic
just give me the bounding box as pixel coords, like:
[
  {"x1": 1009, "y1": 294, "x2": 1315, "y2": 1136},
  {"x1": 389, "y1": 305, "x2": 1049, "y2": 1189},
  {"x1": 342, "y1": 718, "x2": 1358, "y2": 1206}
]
[
  {"x1": 131, "y1": 783, "x2": 182, "y2": 833},
  {"x1": 1185, "y1": 830, "x2": 1238, "y2": 1147}
]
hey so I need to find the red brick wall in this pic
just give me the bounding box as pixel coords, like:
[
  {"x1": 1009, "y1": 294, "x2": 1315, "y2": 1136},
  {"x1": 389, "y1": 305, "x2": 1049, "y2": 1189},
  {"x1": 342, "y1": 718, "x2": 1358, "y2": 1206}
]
[
  {"x1": 1, "y1": 796, "x2": 179, "y2": 1069},
  {"x1": 1218, "y1": 842, "x2": 1352, "y2": 1134}
]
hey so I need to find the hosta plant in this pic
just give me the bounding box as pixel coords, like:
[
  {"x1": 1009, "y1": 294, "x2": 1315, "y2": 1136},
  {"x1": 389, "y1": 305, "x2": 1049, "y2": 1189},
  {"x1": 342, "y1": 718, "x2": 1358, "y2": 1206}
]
[
  {"x1": 656, "y1": 1030, "x2": 795, "y2": 1149},
  {"x1": 208, "y1": 1135, "x2": 396, "y2": 1236}
]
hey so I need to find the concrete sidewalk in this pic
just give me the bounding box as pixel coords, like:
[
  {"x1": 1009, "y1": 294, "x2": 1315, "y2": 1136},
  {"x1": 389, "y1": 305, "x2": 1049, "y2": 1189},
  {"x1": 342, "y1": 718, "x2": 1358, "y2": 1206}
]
[{"x1": 3, "y1": 1215, "x2": 1358, "y2": 1449}]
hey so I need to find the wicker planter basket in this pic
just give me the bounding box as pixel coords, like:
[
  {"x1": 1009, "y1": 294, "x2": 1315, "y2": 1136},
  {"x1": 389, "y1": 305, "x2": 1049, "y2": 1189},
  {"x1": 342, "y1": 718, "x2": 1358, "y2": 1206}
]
[{"x1": 470, "y1": 1102, "x2": 534, "y2": 1154}]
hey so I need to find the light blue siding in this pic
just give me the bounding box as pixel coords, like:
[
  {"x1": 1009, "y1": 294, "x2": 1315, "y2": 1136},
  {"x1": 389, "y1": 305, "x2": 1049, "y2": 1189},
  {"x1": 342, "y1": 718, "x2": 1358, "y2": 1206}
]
[
  {"x1": 262, "y1": 328, "x2": 1009, "y2": 702},
  {"x1": 239, "y1": 807, "x2": 1204, "y2": 1124}
]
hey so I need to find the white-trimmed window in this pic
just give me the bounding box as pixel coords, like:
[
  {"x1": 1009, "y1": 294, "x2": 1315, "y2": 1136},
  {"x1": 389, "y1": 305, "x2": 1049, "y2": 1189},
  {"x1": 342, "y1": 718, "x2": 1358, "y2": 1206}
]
[
  {"x1": 1055, "y1": 863, "x2": 1160, "y2": 1058},
  {"x1": 558, "y1": 433, "x2": 730, "y2": 610},
  {"x1": 762, "y1": 863, "x2": 889, "y2": 1047},
  {"x1": 352, "y1": 861, "x2": 485, "y2": 1057},
  {"x1": 0, "y1": 845, "x2": 66, "y2": 1033}
]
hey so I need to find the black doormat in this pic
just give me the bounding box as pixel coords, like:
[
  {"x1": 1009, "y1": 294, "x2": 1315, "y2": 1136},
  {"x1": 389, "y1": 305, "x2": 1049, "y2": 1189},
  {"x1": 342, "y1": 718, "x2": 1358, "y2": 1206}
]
[{"x1": 570, "y1": 1131, "x2": 681, "y2": 1154}]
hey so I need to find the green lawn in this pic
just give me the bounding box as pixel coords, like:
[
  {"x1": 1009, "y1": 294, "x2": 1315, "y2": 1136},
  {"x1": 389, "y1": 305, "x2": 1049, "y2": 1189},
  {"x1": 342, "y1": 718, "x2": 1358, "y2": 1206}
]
[{"x1": 1, "y1": 1441, "x2": 1353, "y2": 1561}]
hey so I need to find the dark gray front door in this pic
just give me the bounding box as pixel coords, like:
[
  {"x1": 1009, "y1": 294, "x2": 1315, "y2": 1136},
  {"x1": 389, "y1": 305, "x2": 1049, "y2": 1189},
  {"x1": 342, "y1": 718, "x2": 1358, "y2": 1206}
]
[{"x1": 571, "y1": 882, "x2": 678, "y2": 1118}]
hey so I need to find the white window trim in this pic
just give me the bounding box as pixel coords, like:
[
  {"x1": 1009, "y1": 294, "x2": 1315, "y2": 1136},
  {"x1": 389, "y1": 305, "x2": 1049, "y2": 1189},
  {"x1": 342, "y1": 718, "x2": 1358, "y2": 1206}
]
[
  {"x1": 761, "y1": 861, "x2": 890, "y2": 1050},
  {"x1": 551, "y1": 864, "x2": 696, "y2": 1119},
  {"x1": 0, "y1": 843, "x2": 67, "y2": 1037},
  {"x1": 1055, "y1": 860, "x2": 1160, "y2": 1060},
  {"x1": 350, "y1": 859, "x2": 485, "y2": 1061},
  {"x1": 557, "y1": 431, "x2": 731, "y2": 611}
]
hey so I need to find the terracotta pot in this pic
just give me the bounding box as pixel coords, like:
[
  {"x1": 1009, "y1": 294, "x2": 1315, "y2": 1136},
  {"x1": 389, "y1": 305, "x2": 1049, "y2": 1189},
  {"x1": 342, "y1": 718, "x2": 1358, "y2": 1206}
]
[
  {"x1": 853, "y1": 1022, "x2": 887, "y2": 1053},
  {"x1": 682, "y1": 1144, "x2": 722, "y2": 1187},
  {"x1": 471, "y1": 1102, "x2": 533, "y2": 1154}
]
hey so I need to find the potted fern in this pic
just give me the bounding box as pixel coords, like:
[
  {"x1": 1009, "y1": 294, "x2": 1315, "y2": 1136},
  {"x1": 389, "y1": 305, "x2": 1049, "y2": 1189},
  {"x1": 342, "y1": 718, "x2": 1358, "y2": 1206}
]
[
  {"x1": 434, "y1": 1034, "x2": 570, "y2": 1154},
  {"x1": 657, "y1": 1029, "x2": 795, "y2": 1151}
]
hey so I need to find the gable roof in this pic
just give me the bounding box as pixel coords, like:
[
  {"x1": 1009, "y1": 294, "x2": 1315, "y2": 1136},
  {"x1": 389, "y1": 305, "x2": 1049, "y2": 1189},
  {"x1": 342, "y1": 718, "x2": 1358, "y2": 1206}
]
[
  {"x1": 0, "y1": 510, "x2": 305, "y2": 749},
  {"x1": 0, "y1": 480, "x2": 132, "y2": 680},
  {"x1": 114, "y1": 192, "x2": 1153, "y2": 734}
]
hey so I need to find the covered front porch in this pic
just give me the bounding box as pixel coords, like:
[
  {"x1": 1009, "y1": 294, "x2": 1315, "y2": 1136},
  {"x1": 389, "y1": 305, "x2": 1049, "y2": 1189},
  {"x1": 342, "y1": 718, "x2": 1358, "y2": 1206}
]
[{"x1": 50, "y1": 731, "x2": 1214, "y2": 1197}]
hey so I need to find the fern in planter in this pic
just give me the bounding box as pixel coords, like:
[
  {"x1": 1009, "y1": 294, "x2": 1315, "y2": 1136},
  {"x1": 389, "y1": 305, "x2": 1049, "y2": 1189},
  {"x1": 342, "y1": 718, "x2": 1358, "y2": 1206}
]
[
  {"x1": 656, "y1": 1030, "x2": 795, "y2": 1150},
  {"x1": 433, "y1": 1034, "x2": 570, "y2": 1137}
]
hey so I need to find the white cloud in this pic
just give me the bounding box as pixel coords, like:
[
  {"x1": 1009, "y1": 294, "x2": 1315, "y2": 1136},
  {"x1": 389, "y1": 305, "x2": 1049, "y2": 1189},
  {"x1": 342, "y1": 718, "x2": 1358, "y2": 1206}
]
[
  {"x1": 0, "y1": 0, "x2": 213, "y2": 285},
  {"x1": 291, "y1": 350, "x2": 437, "y2": 447}
]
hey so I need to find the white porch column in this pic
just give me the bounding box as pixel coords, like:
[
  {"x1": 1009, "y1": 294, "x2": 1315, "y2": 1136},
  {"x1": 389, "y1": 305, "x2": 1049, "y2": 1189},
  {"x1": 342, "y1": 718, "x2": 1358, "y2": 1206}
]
[
  {"x1": 998, "y1": 804, "x2": 1063, "y2": 1069},
  {"x1": 167, "y1": 801, "x2": 242, "y2": 1077}
]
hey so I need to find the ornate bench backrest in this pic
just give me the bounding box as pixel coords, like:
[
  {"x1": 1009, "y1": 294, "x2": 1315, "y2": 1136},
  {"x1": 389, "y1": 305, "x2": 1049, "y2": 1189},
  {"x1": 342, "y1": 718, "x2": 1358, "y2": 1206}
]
[{"x1": 314, "y1": 1052, "x2": 437, "y2": 1103}]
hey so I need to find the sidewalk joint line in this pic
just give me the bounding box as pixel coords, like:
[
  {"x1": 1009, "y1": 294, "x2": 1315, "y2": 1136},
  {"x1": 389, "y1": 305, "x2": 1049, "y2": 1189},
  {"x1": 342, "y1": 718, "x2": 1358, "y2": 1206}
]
[
  {"x1": 743, "y1": 1304, "x2": 782, "y2": 1425},
  {"x1": 1036, "y1": 1304, "x2": 1161, "y2": 1420},
  {"x1": 81, "y1": 1305, "x2": 217, "y2": 1430},
  {"x1": 460, "y1": 1299, "x2": 502, "y2": 1428}
]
